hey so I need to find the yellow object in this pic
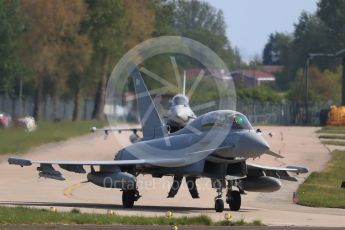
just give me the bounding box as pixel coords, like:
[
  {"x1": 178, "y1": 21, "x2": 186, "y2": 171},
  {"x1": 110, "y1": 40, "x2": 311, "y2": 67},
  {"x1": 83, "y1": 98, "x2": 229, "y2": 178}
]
[
  {"x1": 166, "y1": 210, "x2": 173, "y2": 218},
  {"x1": 49, "y1": 207, "x2": 57, "y2": 212},
  {"x1": 224, "y1": 212, "x2": 232, "y2": 221},
  {"x1": 107, "y1": 210, "x2": 115, "y2": 215},
  {"x1": 327, "y1": 106, "x2": 345, "y2": 125}
]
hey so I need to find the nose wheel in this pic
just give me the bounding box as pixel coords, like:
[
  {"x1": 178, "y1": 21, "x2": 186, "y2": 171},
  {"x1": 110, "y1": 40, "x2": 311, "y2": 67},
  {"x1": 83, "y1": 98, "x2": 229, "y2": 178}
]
[
  {"x1": 213, "y1": 179, "x2": 225, "y2": 212},
  {"x1": 215, "y1": 198, "x2": 224, "y2": 212}
]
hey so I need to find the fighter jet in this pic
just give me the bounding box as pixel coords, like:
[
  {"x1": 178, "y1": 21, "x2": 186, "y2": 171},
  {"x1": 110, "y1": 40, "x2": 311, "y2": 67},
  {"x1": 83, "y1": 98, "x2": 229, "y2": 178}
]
[
  {"x1": 165, "y1": 71, "x2": 196, "y2": 133},
  {"x1": 8, "y1": 66, "x2": 308, "y2": 212},
  {"x1": 102, "y1": 70, "x2": 195, "y2": 142}
]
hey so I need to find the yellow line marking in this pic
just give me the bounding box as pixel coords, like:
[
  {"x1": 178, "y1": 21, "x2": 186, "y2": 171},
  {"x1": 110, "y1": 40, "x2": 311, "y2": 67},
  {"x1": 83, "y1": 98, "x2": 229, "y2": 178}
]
[
  {"x1": 63, "y1": 183, "x2": 82, "y2": 199},
  {"x1": 63, "y1": 182, "x2": 96, "y2": 203}
]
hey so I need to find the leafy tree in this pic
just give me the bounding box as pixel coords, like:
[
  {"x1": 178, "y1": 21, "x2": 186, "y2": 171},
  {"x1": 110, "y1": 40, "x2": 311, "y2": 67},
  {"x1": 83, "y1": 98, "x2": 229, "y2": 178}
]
[
  {"x1": 0, "y1": 0, "x2": 25, "y2": 95},
  {"x1": 266, "y1": 12, "x2": 334, "y2": 91},
  {"x1": 173, "y1": 0, "x2": 226, "y2": 35},
  {"x1": 233, "y1": 47, "x2": 245, "y2": 68},
  {"x1": 141, "y1": 0, "x2": 243, "y2": 98},
  {"x1": 21, "y1": 0, "x2": 90, "y2": 120},
  {"x1": 287, "y1": 66, "x2": 341, "y2": 103},
  {"x1": 262, "y1": 33, "x2": 291, "y2": 65},
  {"x1": 83, "y1": 0, "x2": 129, "y2": 120},
  {"x1": 237, "y1": 85, "x2": 281, "y2": 103},
  {"x1": 263, "y1": 34, "x2": 278, "y2": 65},
  {"x1": 293, "y1": 12, "x2": 334, "y2": 70},
  {"x1": 62, "y1": 29, "x2": 92, "y2": 121},
  {"x1": 151, "y1": 0, "x2": 241, "y2": 70},
  {"x1": 152, "y1": 0, "x2": 176, "y2": 37},
  {"x1": 124, "y1": 0, "x2": 155, "y2": 49},
  {"x1": 317, "y1": 0, "x2": 345, "y2": 48},
  {"x1": 262, "y1": 32, "x2": 293, "y2": 65},
  {"x1": 172, "y1": 0, "x2": 236, "y2": 68}
]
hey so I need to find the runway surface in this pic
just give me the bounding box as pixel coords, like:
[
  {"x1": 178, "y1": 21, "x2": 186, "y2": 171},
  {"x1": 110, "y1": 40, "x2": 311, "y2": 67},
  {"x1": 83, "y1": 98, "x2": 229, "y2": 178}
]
[{"x1": 1, "y1": 126, "x2": 345, "y2": 227}]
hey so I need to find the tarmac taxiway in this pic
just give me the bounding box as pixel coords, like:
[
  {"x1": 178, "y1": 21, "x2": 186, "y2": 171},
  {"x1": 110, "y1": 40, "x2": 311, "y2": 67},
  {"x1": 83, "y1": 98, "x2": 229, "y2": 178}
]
[{"x1": 1, "y1": 126, "x2": 345, "y2": 227}]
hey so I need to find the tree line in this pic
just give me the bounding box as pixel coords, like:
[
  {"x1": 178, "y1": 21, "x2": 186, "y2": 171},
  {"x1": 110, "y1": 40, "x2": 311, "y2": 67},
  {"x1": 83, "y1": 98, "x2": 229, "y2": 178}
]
[
  {"x1": 262, "y1": 0, "x2": 345, "y2": 104},
  {"x1": 0, "y1": 0, "x2": 243, "y2": 121}
]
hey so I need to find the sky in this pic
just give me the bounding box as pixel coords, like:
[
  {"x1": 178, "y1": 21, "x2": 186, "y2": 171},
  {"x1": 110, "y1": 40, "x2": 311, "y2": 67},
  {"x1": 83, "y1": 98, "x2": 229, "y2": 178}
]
[{"x1": 208, "y1": 0, "x2": 318, "y2": 62}]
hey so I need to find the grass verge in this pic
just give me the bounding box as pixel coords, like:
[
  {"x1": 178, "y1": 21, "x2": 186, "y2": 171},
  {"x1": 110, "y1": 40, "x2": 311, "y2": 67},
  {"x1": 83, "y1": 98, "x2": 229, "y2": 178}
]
[
  {"x1": 0, "y1": 120, "x2": 105, "y2": 155},
  {"x1": 0, "y1": 206, "x2": 264, "y2": 226},
  {"x1": 317, "y1": 126, "x2": 345, "y2": 134},
  {"x1": 321, "y1": 140, "x2": 345, "y2": 146},
  {"x1": 319, "y1": 135, "x2": 345, "y2": 139},
  {"x1": 297, "y1": 150, "x2": 345, "y2": 208}
]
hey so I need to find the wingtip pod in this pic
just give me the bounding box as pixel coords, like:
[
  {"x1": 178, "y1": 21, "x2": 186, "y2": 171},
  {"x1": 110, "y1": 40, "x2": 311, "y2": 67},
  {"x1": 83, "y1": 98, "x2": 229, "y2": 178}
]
[
  {"x1": 286, "y1": 166, "x2": 309, "y2": 174},
  {"x1": 8, "y1": 157, "x2": 32, "y2": 166}
]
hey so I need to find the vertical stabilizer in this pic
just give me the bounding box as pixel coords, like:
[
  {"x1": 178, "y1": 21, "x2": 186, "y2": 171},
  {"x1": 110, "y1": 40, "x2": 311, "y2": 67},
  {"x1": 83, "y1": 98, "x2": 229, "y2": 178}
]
[{"x1": 130, "y1": 66, "x2": 167, "y2": 139}]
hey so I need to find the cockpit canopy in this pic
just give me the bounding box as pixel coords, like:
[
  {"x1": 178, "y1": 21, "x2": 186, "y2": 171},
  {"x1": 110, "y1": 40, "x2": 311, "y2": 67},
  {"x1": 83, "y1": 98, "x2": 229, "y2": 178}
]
[
  {"x1": 171, "y1": 95, "x2": 189, "y2": 106},
  {"x1": 200, "y1": 110, "x2": 253, "y2": 130}
]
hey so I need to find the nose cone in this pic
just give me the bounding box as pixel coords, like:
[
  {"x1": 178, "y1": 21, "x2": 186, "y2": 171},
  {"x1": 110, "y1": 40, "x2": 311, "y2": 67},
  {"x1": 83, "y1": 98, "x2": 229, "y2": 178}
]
[
  {"x1": 176, "y1": 111, "x2": 186, "y2": 120},
  {"x1": 174, "y1": 107, "x2": 188, "y2": 123},
  {"x1": 236, "y1": 132, "x2": 270, "y2": 158}
]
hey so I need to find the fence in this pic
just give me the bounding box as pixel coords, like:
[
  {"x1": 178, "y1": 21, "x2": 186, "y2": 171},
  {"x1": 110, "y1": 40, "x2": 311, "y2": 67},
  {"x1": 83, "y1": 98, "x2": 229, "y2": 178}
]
[
  {"x1": 0, "y1": 95, "x2": 329, "y2": 125},
  {"x1": 0, "y1": 95, "x2": 95, "y2": 120},
  {"x1": 235, "y1": 100, "x2": 328, "y2": 126}
]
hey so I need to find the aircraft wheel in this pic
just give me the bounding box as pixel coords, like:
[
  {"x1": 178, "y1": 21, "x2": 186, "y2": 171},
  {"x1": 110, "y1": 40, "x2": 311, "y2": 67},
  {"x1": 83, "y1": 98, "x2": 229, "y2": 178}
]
[
  {"x1": 228, "y1": 190, "x2": 241, "y2": 211},
  {"x1": 214, "y1": 198, "x2": 224, "y2": 212},
  {"x1": 122, "y1": 190, "x2": 135, "y2": 208}
]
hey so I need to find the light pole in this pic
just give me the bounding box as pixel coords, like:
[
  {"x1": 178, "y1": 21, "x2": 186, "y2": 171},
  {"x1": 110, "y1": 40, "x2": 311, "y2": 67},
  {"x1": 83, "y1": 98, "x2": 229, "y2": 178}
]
[
  {"x1": 335, "y1": 49, "x2": 345, "y2": 105},
  {"x1": 304, "y1": 53, "x2": 336, "y2": 125}
]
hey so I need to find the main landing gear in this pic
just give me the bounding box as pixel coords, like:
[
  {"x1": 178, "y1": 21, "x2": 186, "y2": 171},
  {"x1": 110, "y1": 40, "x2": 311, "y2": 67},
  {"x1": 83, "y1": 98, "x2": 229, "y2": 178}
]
[
  {"x1": 122, "y1": 189, "x2": 141, "y2": 208},
  {"x1": 213, "y1": 180, "x2": 242, "y2": 212}
]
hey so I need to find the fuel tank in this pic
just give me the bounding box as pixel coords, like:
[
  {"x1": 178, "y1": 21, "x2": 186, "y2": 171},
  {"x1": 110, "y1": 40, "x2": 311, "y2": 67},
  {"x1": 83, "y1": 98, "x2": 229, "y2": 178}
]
[
  {"x1": 87, "y1": 171, "x2": 136, "y2": 189},
  {"x1": 242, "y1": 176, "x2": 282, "y2": 192}
]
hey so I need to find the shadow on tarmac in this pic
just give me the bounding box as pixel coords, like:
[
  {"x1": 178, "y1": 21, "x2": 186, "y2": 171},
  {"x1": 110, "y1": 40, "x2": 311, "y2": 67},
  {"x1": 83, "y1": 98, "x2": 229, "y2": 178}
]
[{"x1": 0, "y1": 200, "x2": 256, "y2": 213}]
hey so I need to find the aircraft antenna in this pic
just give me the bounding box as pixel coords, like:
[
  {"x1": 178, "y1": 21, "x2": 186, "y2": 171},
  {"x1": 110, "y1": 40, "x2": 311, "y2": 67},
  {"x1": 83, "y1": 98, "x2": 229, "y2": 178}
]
[{"x1": 183, "y1": 70, "x2": 186, "y2": 96}]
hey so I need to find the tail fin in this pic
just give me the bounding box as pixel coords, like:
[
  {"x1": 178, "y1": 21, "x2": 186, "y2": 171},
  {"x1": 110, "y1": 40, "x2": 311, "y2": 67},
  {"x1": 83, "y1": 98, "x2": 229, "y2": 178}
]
[{"x1": 130, "y1": 65, "x2": 168, "y2": 139}]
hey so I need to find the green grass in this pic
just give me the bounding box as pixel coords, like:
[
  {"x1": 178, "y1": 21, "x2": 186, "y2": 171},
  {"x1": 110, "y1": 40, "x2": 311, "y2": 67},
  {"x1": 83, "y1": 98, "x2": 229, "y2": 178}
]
[
  {"x1": 319, "y1": 135, "x2": 345, "y2": 139},
  {"x1": 0, "y1": 206, "x2": 263, "y2": 226},
  {"x1": 297, "y1": 150, "x2": 345, "y2": 208},
  {"x1": 322, "y1": 140, "x2": 345, "y2": 146},
  {"x1": 318, "y1": 126, "x2": 345, "y2": 134},
  {"x1": 0, "y1": 120, "x2": 105, "y2": 155}
]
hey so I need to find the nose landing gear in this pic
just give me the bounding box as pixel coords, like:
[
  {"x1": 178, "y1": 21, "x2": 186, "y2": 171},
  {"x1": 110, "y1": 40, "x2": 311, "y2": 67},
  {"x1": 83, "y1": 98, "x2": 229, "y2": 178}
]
[
  {"x1": 213, "y1": 179, "x2": 225, "y2": 212},
  {"x1": 215, "y1": 197, "x2": 224, "y2": 212},
  {"x1": 212, "y1": 179, "x2": 243, "y2": 212}
]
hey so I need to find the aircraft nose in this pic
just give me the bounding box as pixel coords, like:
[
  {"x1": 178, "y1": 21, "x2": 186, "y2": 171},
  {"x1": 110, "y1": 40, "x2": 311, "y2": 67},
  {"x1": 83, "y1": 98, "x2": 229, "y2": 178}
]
[
  {"x1": 175, "y1": 108, "x2": 188, "y2": 122},
  {"x1": 236, "y1": 132, "x2": 270, "y2": 157}
]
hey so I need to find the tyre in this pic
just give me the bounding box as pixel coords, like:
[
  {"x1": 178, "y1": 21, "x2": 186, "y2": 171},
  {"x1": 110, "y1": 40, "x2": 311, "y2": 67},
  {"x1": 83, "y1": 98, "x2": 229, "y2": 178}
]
[
  {"x1": 122, "y1": 190, "x2": 135, "y2": 208},
  {"x1": 229, "y1": 190, "x2": 241, "y2": 211},
  {"x1": 214, "y1": 198, "x2": 224, "y2": 212}
]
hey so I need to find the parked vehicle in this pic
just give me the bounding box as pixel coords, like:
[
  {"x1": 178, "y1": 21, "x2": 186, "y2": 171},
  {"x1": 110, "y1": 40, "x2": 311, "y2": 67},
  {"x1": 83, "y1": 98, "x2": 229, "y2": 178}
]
[{"x1": 0, "y1": 112, "x2": 12, "y2": 128}]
